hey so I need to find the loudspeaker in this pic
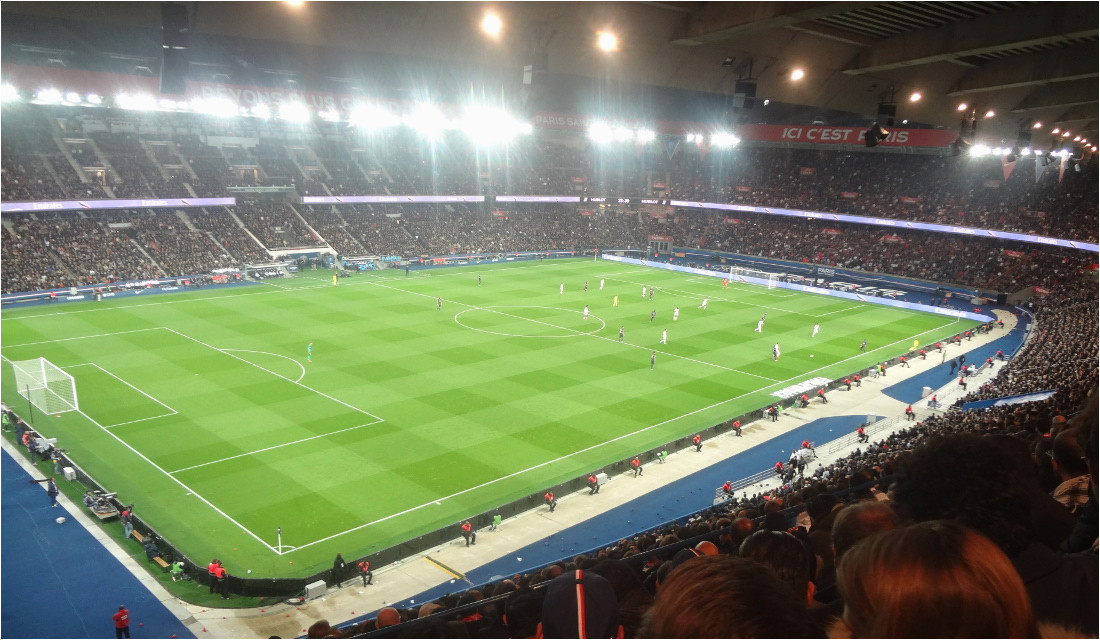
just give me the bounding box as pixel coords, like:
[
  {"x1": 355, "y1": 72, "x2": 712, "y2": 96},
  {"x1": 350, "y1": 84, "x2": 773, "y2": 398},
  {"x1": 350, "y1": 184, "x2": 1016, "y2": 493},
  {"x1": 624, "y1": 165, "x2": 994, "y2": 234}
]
[
  {"x1": 732, "y1": 80, "x2": 757, "y2": 110},
  {"x1": 876, "y1": 103, "x2": 897, "y2": 127},
  {"x1": 996, "y1": 293, "x2": 1008, "y2": 305}
]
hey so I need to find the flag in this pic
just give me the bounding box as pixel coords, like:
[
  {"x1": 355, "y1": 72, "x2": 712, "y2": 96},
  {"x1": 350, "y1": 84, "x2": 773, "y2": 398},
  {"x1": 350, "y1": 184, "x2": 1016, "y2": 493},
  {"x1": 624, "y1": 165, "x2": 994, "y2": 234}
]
[
  {"x1": 665, "y1": 140, "x2": 679, "y2": 160},
  {"x1": 1001, "y1": 155, "x2": 1017, "y2": 181},
  {"x1": 1034, "y1": 157, "x2": 1045, "y2": 183}
]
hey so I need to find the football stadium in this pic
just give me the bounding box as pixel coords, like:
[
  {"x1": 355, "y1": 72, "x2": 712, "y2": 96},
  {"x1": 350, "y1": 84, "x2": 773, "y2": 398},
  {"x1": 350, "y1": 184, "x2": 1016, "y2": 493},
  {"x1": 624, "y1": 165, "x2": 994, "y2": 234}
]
[{"x1": 1, "y1": 3, "x2": 1097, "y2": 638}]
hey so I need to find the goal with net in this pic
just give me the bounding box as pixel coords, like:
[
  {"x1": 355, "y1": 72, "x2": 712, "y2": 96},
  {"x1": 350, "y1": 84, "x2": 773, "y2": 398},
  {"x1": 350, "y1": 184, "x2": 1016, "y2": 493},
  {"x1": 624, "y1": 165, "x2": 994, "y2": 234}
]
[{"x1": 10, "y1": 358, "x2": 79, "y2": 415}]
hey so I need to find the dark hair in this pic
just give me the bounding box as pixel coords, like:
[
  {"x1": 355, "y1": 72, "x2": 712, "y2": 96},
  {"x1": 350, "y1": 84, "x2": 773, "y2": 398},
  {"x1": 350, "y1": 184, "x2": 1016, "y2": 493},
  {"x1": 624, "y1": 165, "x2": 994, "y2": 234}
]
[
  {"x1": 503, "y1": 589, "x2": 542, "y2": 638},
  {"x1": 638, "y1": 555, "x2": 817, "y2": 638},
  {"x1": 738, "y1": 530, "x2": 817, "y2": 601},
  {"x1": 890, "y1": 434, "x2": 1032, "y2": 555}
]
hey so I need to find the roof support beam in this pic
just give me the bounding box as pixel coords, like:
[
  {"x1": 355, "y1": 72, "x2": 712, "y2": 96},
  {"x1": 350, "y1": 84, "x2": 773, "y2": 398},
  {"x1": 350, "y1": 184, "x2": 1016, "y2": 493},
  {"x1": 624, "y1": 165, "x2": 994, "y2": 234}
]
[
  {"x1": 1011, "y1": 79, "x2": 1098, "y2": 112},
  {"x1": 672, "y1": 1, "x2": 866, "y2": 46},
  {"x1": 843, "y1": 4, "x2": 1097, "y2": 75},
  {"x1": 947, "y1": 44, "x2": 1099, "y2": 96}
]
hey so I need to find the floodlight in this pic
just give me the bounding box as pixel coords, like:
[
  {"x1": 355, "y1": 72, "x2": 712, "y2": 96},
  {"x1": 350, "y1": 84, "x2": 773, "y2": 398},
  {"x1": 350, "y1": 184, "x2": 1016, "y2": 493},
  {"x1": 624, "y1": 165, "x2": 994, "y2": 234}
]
[
  {"x1": 711, "y1": 132, "x2": 739, "y2": 147},
  {"x1": 35, "y1": 88, "x2": 62, "y2": 104},
  {"x1": 461, "y1": 106, "x2": 518, "y2": 144},
  {"x1": 481, "y1": 12, "x2": 502, "y2": 38},
  {"x1": 349, "y1": 104, "x2": 399, "y2": 129},
  {"x1": 1073, "y1": 135, "x2": 1081, "y2": 142},
  {"x1": 405, "y1": 105, "x2": 447, "y2": 137},
  {"x1": 685, "y1": 133, "x2": 696, "y2": 143},
  {"x1": 317, "y1": 108, "x2": 340, "y2": 122},
  {"x1": 863, "y1": 122, "x2": 889, "y2": 148},
  {"x1": 908, "y1": 92, "x2": 921, "y2": 102},
  {"x1": 1, "y1": 84, "x2": 20, "y2": 103},
  {"x1": 86, "y1": 93, "x2": 102, "y2": 105},
  {"x1": 1062, "y1": 131, "x2": 1071, "y2": 137},
  {"x1": 762, "y1": 99, "x2": 770, "y2": 106},
  {"x1": 612, "y1": 126, "x2": 634, "y2": 142},
  {"x1": 159, "y1": 98, "x2": 179, "y2": 110},
  {"x1": 1052, "y1": 128, "x2": 1060, "y2": 134},
  {"x1": 635, "y1": 129, "x2": 656, "y2": 143},
  {"x1": 1032, "y1": 121, "x2": 1042, "y2": 129},
  {"x1": 790, "y1": 69, "x2": 805, "y2": 81},
  {"x1": 196, "y1": 97, "x2": 238, "y2": 118},
  {"x1": 588, "y1": 122, "x2": 613, "y2": 143},
  {"x1": 596, "y1": 31, "x2": 618, "y2": 52},
  {"x1": 956, "y1": 103, "x2": 968, "y2": 111},
  {"x1": 970, "y1": 144, "x2": 991, "y2": 157},
  {"x1": 279, "y1": 102, "x2": 311, "y2": 123},
  {"x1": 63, "y1": 91, "x2": 81, "y2": 104},
  {"x1": 1020, "y1": 148, "x2": 1031, "y2": 155},
  {"x1": 116, "y1": 93, "x2": 157, "y2": 111},
  {"x1": 984, "y1": 110, "x2": 995, "y2": 118},
  {"x1": 250, "y1": 103, "x2": 271, "y2": 119}
]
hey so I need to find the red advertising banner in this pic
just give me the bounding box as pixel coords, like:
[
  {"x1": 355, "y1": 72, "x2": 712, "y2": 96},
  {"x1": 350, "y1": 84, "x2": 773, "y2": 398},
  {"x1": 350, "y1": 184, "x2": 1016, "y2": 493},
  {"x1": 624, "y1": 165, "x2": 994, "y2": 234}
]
[
  {"x1": 648, "y1": 235, "x2": 674, "y2": 242},
  {"x1": 881, "y1": 234, "x2": 903, "y2": 243},
  {"x1": 735, "y1": 186, "x2": 752, "y2": 193},
  {"x1": 899, "y1": 197, "x2": 920, "y2": 204},
  {"x1": 652, "y1": 181, "x2": 666, "y2": 189},
  {"x1": 571, "y1": 176, "x2": 587, "y2": 183},
  {"x1": 735, "y1": 124, "x2": 957, "y2": 148},
  {"x1": 1004, "y1": 249, "x2": 1025, "y2": 257},
  {"x1": 800, "y1": 167, "x2": 816, "y2": 175},
  {"x1": 579, "y1": 210, "x2": 596, "y2": 216},
  {"x1": 840, "y1": 192, "x2": 859, "y2": 199},
  {"x1": 649, "y1": 213, "x2": 667, "y2": 219},
  {"x1": 491, "y1": 210, "x2": 508, "y2": 217},
  {"x1": 723, "y1": 217, "x2": 741, "y2": 224},
  {"x1": 822, "y1": 228, "x2": 842, "y2": 235},
  {"x1": 1033, "y1": 286, "x2": 1051, "y2": 295}
]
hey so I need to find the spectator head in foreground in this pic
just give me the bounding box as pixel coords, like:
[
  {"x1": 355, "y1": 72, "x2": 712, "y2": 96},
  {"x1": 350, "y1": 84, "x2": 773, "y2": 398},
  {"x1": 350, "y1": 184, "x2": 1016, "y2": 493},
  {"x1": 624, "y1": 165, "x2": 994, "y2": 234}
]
[
  {"x1": 738, "y1": 529, "x2": 818, "y2": 606},
  {"x1": 638, "y1": 555, "x2": 817, "y2": 638},
  {"x1": 830, "y1": 501, "x2": 900, "y2": 561},
  {"x1": 537, "y1": 569, "x2": 623, "y2": 638},
  {"x1": 836, "y1": 520, "x2": 1037, "y2": 638}
]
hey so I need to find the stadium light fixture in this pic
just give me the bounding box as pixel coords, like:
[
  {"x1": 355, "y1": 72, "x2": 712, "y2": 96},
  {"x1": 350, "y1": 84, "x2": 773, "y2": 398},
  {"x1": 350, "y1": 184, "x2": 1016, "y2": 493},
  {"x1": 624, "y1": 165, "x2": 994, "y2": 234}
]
[
  {"x1": 85, "y1": 93, "x2": 102, "y2": 105},
  {"x1": 908, "y1": 91, "x2": 921, "y2": 102},
  {"x1": 1020, "y1": 148, "x2": 1031, "y2": 155},
  {"x1": 790, "y1": 68, "x2": 805, "y2": 81},
  {"x1": 195, "y1": 97, "x2": 238, "y2": 118},
  {"x1": 1032, "y1": 121, "x2": 1042, "y2": 129},
  {"x1": 317, "y1": 108, "x2": 341, "y2": 122},
  {"x1": 250, "y1": 103, "x2": 271, "y2": 120},
  {"x1": 1062, "y1": 131, "x2": 1071, "y2": 137},
  {"x1": 984, "y1": 110, "x2": 995, "y2": 118},
  {"x1": 63, "y1": 91, "x2": 82, "y2": 104},
  {"x1": 1, "y1": 84, "x2": 19, "y2": 103},
  {"x1": 1073, "y1": 135, "x2": 1081, "y2": 142},
  {"x1": 635, "y1": 129, "x2": 656, "y2": 143},
  {"x1": 349, "y1": 104, "x2": 399, "y2": 129},
  {"x1": 159, "y1": 98, "x2": 179, "y2": 110},
  {"x1": 1051, "y1": 128, "x2": 1060, "y2": 134},
  {"x1": 588, "y1": 122, "x2": 613, "y2": 143},
  {"x1": 762, "y1": 99, "x2": 770, "y2": 106},
  {"x1": 35, "y1": 88, "x2": 62, "y2": 104},
  {"x1": 279, "y1": 101, "x2": 312, "y2": 123},
  {"x1": 711, "y1": 132, "x2": 739, "y2": 147},
  {"x1": 612, "y1": 126, "x2": 634, "y2": 142},
  {"x1": 461, "y1": 106, "x2": 516, "y2": 144},
  {"x1": 970, "y1": 144, "x2": 991, "y2": 157},
  {"x1": 596, "y1": 31, "x2": 618, "y2": 52},
  {"x1": 116, "y1": 93, "x2": 157, "y2": 111},
  {"x1": 405, "y1": 104, "x2": 447, "y2": 138},
  {"x1": 481, "y1": 12, "x2": 502, "y2": 38},
  {"x1": 863, "y1": 122, "x2": 889, "y2": 148},
  {"x1": 956, "y1": 103, "x2": 968, "y2": 111}
]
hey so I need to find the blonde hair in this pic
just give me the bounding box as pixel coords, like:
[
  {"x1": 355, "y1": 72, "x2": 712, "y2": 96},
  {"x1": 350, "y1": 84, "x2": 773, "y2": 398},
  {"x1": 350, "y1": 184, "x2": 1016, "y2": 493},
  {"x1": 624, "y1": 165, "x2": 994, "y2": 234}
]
[{"x1": 837, "y1": 520, "x2": 1037, "y2": 638}]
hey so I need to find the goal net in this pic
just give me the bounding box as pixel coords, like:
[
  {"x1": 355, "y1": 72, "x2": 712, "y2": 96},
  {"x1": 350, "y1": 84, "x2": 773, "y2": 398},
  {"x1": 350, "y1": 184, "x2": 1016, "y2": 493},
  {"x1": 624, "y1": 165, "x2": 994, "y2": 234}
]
[{"x1": 10, "y1": 358, "x2": 78, "y2": 415}]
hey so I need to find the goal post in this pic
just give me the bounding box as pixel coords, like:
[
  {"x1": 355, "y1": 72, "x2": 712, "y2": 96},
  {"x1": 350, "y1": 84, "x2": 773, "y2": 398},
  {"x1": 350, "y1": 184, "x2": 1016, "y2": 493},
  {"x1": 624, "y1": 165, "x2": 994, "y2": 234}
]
[{"x1": 10, "y1": 358, "x2": 79, "y2": 415}]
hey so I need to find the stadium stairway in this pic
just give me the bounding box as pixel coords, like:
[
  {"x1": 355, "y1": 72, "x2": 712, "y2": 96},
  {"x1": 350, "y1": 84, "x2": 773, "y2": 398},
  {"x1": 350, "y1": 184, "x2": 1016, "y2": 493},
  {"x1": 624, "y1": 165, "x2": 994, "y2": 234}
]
[{"x1": 4, "y1": 307, "x2": 1021, "y2": 639}]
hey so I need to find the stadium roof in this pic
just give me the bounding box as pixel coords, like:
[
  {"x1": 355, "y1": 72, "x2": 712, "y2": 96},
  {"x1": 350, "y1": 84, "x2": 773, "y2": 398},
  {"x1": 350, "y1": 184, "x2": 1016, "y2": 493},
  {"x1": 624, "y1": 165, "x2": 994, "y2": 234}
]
[{"x1": 3, "y1": 1, "x2": 1096, "y2": 140}]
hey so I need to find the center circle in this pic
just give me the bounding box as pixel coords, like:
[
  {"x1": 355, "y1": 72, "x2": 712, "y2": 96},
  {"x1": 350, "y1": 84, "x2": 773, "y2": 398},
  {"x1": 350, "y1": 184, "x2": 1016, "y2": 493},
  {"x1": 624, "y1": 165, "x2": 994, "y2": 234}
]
[{"x1": 454, "y1": 306, "x2": 607, "y2": 338}]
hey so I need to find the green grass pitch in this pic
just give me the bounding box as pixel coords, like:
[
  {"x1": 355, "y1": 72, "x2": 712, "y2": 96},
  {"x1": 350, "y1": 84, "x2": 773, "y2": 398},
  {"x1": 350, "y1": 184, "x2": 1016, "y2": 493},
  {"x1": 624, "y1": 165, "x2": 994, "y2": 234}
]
[{"x1": 1, "y1": 259, "x2": 964, "y2": 576}]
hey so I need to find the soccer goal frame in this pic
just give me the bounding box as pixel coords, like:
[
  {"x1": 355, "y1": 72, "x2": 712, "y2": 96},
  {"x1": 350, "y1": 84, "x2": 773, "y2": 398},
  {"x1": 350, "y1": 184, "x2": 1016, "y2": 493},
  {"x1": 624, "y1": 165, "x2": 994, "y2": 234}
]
[{"x1": 10, "y1": 358, "x2": 79, "y2": 415}]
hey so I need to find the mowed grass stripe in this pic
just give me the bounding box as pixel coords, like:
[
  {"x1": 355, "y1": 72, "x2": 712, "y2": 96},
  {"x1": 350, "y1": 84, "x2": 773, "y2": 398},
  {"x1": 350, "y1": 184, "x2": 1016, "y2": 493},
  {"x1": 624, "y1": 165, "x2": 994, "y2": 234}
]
[{"x1": 1, "y1": 259, "x2": 961, "y2": 575}]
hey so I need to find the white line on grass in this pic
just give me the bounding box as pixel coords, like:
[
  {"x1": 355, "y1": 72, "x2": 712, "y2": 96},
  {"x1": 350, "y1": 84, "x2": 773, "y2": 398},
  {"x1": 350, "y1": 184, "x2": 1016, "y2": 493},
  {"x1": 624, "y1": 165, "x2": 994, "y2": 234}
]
[
  {"x1": 373, "y1": 281, "x2": 779, "y2": 381},
  {"x1": 222, "y1": 349, "x2": 307, "y2": 383},
  {"x1": 0, "y1": 353, "x2": 278, "y2": 555},
  {"x1": 167, "y1": 420, "x2": 381, "y2": 474},
  {"x1": 162, "y1": 327, "x2": 385, "y2": 421},
  {"x1": 815, "y1": 305, "x2": 862, "y2": 318},
  {"x1": 286, "y1": 316, "x2": 964, "y2": 552},
  {"x1": 3, "y1": 327, "x2": 163, "y2": 348},
  {"x1": 100, "y1": 413, "x2": 178, "y2": 429},
  {"x1": 63, "y1": 363, "x2": 178, "y2": 414}
]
